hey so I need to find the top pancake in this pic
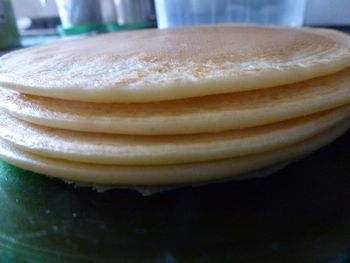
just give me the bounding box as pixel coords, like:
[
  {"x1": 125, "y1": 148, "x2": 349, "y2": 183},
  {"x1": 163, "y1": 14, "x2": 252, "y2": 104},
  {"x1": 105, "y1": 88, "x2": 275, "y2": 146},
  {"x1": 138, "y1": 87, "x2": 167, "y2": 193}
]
[{"x1": 0, "y1": 25, "x2": 350, "y2": 102}]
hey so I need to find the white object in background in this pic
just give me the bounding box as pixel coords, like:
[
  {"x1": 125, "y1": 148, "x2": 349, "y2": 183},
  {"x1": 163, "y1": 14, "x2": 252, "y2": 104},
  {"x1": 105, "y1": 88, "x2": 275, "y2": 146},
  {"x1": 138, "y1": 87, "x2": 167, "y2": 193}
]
[
  {"x1": 305, "y1": 0, "x2": 350, "y2": 26},
  {"x1": 155, "y1": 0, "x2": 307, "y2": 29},
  {"x1": 55, "y1": 0, "x2": 116, "y2": 28},
  {"x1": 56, "y1": 0, "x2": 102, "y2": 28},
  {"x1": 12, "y1": 0, "x2": 58, "y2": 19},
  {"x1": 114, "y1": 0, "x2": 156, "y2": 26}
]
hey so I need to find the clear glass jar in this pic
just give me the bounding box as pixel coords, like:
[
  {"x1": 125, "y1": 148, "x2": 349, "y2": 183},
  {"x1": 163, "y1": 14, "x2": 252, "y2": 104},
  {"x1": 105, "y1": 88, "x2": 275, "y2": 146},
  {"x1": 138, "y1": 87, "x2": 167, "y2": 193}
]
[{"x1": 155, "y1": 0, "x2": 307, "y2": 29}]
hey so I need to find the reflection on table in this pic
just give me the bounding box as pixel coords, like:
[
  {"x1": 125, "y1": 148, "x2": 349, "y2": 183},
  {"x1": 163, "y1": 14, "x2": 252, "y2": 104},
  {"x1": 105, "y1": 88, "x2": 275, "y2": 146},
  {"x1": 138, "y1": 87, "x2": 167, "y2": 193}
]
[{"x1": 0, "y1": 131, "x2": 349, "y2": 263}]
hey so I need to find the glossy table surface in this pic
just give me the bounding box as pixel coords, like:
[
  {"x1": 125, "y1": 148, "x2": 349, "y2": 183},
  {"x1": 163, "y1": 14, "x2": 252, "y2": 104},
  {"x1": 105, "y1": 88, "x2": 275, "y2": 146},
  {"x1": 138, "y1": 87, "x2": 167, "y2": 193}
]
[{"x1": 0, "y1": 130, "x2": 349, "y2": 263}]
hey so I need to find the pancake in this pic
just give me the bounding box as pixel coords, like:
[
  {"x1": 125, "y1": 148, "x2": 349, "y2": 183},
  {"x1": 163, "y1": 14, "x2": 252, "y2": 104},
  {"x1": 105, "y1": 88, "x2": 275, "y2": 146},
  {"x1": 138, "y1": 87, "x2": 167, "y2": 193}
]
[
  {"x1": 1, "y1": 67, "x2": 349, "y2": 135},
  {"x1": 0, "y1": 121, "x2": 348, "y2": 186},
  {"x1": 0, "y1": 25, "x2": 350, "y2": 103},
  {"x1": 0, "y1": 105, "x2": 349, "y2": 165}
]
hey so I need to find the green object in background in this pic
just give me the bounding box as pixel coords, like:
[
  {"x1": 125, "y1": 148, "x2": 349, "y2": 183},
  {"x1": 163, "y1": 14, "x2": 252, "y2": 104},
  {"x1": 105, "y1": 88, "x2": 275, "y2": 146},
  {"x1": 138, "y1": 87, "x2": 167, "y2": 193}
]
[
  {"x1": 57, "y1": 21, "x2": 157, "y2": 37},
  {"x1": 0, "y1": 0, "x2": 20, "y2": 51},
  {"x1": 55, "y1": 0, "x2": 157, "y2": 37}
]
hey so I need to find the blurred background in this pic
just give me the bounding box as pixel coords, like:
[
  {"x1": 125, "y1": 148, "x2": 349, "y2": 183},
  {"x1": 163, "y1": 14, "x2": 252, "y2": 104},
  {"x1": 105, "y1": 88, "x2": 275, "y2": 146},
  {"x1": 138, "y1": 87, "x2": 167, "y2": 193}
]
[{"x1": 1, "y1": 0, "x2": 350, "y2": 50}]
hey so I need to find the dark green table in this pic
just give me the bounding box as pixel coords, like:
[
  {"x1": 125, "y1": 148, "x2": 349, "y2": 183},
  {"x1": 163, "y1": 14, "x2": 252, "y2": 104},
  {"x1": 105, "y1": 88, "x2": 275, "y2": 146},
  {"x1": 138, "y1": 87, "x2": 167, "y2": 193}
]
[{"x1": 0, "y1": 130, "x2": 349, "y2": 263}]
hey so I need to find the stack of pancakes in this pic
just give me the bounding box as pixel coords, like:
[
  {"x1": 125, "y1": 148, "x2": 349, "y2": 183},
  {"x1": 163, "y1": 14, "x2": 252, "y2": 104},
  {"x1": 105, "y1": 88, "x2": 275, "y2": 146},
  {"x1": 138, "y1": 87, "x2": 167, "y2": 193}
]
[{"x1": 0, "y1": 25, "x2": 349, "y2": 189}]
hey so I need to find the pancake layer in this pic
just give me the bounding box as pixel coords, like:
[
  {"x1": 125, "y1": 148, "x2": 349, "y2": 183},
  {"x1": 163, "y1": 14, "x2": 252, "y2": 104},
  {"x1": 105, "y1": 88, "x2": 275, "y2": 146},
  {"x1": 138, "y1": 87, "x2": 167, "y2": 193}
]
[
  {"x1": 0, "y1": 121, "x2": 348, "y2": 186},
  {"x1": 1, "y1": 67, "x2": 349, "y2": 135},
  {"x1": 0, "y1": 25, "x2": 350, "y2": 102},
  {"x1": 0, "y1": 105, "x2": 349, "y2": 165}
]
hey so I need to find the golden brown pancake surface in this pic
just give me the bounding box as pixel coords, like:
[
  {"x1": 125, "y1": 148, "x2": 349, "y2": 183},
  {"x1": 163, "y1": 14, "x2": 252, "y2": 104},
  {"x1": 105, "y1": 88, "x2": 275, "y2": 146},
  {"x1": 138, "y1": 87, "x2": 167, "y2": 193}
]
[{"x1": 0, "y1": 25, "x2": 349, "y2": 102}]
